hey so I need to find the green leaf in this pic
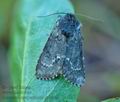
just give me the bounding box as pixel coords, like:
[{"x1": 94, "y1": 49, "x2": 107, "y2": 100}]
[
  {"x1": 9, "y1": 0, "x2": 80, "y2": 102},
  {"x1": 102, "y1": 98, "x2": 120, "y2": 102},
  {"x1": 25, "y1": 77, "x2": 80, "y2": 102}
]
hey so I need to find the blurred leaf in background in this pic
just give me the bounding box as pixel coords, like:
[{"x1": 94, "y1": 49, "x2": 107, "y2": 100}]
[
  {"x1": 0, "y1": 0, "x2": 16, "y2": 102},
  {"x1": 0, "y1": 0, "x2": 15, "y2": 39},
  {"x1": 102, "y1": 98, "x2": 120, "y2": 102}
]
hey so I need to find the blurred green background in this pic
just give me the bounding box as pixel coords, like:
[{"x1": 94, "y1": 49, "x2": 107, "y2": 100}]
[{"x1": 0, "y1": 0, "x2": 120, "y2": 102}]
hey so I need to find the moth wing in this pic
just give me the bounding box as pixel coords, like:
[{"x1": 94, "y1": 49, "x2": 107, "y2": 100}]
[
  {"x1": 36, "y1": 27, "x2": 66, "y2": 80},
  {"x1": 62, "y1": 26, "x2": 85, "y2": 87}
]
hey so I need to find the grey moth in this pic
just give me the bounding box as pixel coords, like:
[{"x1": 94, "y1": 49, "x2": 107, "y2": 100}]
[{"x1": 36, "y1": 13, "x2": 85, "y2": 87}]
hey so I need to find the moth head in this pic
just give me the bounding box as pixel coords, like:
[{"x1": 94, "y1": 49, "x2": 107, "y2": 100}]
[{"x1": 58, "y1": 13, "x2": 80, "y2": 38}]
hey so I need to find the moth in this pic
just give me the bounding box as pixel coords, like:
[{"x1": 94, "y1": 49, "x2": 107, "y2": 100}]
[{"x1": 35, "y1": 13, "x2": 85, "y2": 87}]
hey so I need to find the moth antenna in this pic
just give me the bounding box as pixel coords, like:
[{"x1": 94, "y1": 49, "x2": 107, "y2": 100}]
[
  {"x1": 37, "y1": 12, "x2": 70, "y2": 17},
  {"x1": 75, "y1": 13, "x2": 104, "y2": 23},
  {"x1": 37, "y1": 12, "x2": 104, "y2": 23}
]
